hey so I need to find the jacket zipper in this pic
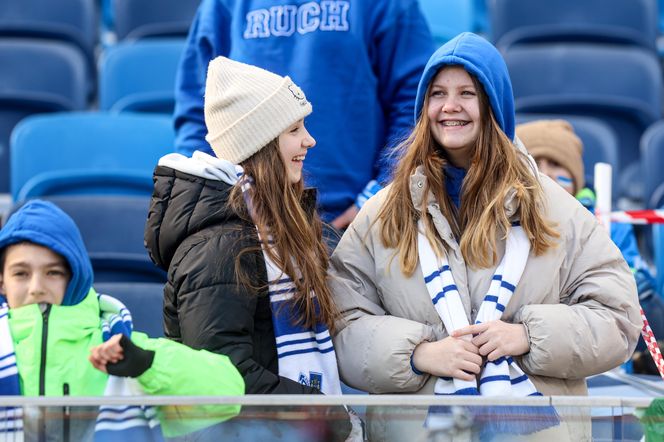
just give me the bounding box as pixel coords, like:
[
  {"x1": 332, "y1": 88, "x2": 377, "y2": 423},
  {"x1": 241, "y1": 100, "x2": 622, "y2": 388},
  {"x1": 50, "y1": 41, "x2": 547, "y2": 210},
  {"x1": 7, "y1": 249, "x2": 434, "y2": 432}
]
[
  {"x1": 63, "y1": 383, "x2": 70, "y2": 442},
  {"x1": 38, "y1": 304, "x2": 51, "y2": 442}
]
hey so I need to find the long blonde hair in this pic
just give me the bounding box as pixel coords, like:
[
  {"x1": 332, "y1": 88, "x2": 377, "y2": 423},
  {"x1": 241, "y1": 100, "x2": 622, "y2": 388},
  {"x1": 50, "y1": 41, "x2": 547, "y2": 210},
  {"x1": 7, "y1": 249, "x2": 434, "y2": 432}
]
[
  {"x1": 229, "y1": 140, "x2": 338, "y2": 332},
  {"x1": 377, "y1": 71, "x2": 559, "y2": 276}
]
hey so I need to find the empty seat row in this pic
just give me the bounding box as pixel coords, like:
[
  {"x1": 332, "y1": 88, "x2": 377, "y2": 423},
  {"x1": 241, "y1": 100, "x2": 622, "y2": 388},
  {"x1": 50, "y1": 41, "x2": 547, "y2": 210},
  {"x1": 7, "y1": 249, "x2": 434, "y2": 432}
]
[
  {"x1": 421, "y1": 0, "x2": 661, "y2": 50},
  {"x1": 0, "y1": 0, "x2": 197, "y2": 192},
  {"x1": 0, "y1": 39, "x2": 91, "y2": 192},
  {"x1": 0, "y1": 38, "x2": 184, "y2": 193},
  {"x1": 107, "y1": 0, "x2": 200, "y2": 41},
  {"x1": 99, "y1": 39, "x2": 184, "y2": 113},
  {"x1": 505, "y1": 42, "x2": 662, "y2": 202},
  {"x1": 10, "y1": 112, "x2": 174, "y2": 201},
  {"x1": 488, "y1": 0, "x2": 659, "y2": 52},
  {"x1": 1, "y1": 0, "x2": 198, "y2": 52}
]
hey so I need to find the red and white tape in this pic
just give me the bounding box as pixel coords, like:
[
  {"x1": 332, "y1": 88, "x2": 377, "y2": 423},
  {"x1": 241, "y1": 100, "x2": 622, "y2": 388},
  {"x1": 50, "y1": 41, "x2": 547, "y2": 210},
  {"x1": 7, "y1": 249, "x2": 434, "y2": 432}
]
[
  {"x1": 593, "y1": 165, "x2": 664, "y2": 379},
  {"x1": 641, "y1": 308, "x2": 664, "y2": 381},
  {"x1": 610, "y1": 210, "x2": 664, "y2": 225}
]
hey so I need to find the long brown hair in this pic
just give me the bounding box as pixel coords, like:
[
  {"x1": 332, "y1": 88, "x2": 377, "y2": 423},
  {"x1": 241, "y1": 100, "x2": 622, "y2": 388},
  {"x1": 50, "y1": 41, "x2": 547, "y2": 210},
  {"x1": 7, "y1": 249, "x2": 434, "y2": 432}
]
[
  {"x1": 229, "y1": 139, "x2": 338, "y2": 332},
  {"x1": 377, "y1": 70, "x2": 559, "y2": 276}
]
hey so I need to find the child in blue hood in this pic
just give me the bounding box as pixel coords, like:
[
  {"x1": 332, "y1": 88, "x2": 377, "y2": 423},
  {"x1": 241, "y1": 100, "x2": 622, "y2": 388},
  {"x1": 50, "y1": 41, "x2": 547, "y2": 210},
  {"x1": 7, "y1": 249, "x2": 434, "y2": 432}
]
[
  {"x1": 328, "y1": 33, "x2": 641, "y2": 441},
  {"x1": 0, "y1": 200, "x2": 244, "y2": 441}
]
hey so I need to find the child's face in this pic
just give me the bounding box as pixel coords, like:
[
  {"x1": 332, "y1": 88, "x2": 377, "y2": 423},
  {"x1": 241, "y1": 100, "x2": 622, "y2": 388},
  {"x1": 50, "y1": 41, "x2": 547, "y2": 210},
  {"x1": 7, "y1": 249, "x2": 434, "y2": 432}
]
[
  {"x1": 278, "y1": 119, "x2": 316, "y2": 184},
  {"x1": 535, "y1": 157, "x2": 575, "y2": 195},
  {"x1": 0, "y1": 243, "x2": 70, "y2": 308}
]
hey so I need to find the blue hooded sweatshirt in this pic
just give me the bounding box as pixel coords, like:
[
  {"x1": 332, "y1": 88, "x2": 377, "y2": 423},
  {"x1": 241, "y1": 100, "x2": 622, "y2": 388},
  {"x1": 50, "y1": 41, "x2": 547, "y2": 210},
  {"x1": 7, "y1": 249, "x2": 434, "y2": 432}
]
[
  {"x1": 173, "y1": 0, "x2": 435, "y2": 220},
  {"x1": 0, "y1": 200, "x2": 93, "y2": 306},
  {"x1": 414, "y1": 32, "x2": 516, "y2": 201},
  {"x1": 414, "y1": 32, "x2": 515, "y2": 141}
]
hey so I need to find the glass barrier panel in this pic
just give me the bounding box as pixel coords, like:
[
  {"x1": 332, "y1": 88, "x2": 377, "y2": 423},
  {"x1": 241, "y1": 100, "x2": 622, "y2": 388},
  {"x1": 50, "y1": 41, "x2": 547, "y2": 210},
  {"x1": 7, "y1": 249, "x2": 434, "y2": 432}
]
[{"x1": 0, "y1": 395, "x2": 657, "y2": 441}]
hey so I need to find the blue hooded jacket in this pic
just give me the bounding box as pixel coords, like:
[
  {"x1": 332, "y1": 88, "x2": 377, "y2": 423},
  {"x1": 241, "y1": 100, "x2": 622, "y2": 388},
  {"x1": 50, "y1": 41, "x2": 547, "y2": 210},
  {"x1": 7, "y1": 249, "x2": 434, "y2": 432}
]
[
  {"x1": 414, "y1": 32, "x2": 515, "y2": 141},
  {"x1": 0, "y1": 200, "x2": 93, "y2": 306}
]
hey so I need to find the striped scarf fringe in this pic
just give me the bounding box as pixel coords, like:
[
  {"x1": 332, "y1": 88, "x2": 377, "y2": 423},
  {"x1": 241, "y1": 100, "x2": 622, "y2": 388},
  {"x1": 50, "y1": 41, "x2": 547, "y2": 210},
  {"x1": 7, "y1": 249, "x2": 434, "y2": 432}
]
[
  {"x1": 417, "y1": 220, "x2": 559, "y2": 436},
  {"x1": 94, "y1": 293, "x2": 163, "y2": 442},
  {"x1": 240, "y1": 174, "x2": 342, "y2": 395},
  {"x1": 0, "y1": 303, "x2": 23, "y2": 439}
]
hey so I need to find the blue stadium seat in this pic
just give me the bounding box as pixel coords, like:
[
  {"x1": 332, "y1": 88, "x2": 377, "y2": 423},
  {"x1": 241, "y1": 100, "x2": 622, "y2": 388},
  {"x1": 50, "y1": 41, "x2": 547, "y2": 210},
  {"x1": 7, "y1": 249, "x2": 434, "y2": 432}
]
[
  {"x1": 0, "y1": 39, "x2": 89, "y2": 193},
  {"x1": 504, "y1": 43, "x2": 662, "y2": 201},
  {"x1": 488, "y1": 0, "x2": 658, "y2": 51},
  {"x1": 99, "y1": 39, "x2": 185, "y2": 113},
  {"x1": 10, "y1": 112, "x2": 174, "y2": 201},
  {"x1": 473, "y1": 0, "x2": 489, "y2": 34},
  {"x1": 0, "y1": 0, "x2": 98, "y2": 92},
  {"x1": 516, "y1": 114, "x2": 620, "y2": 192},
  {"x1": 419, "y1": 0, "x2": 475, "y2": 46},
  {"x1": 94, "y1": 282, "x2": 165, "y2": 337},
  {"x1": 655, "y1": 218, "x2": 664, "y2": 296},
  {"x1": 26, "y1": 195, "x2": 164, "y2": 283},
  {"x1": 640, "y1": 121, "x2": 664, "y2": 209},
  {"x1": 112, "y1": 0, "x2": 200, "y2": 40}
]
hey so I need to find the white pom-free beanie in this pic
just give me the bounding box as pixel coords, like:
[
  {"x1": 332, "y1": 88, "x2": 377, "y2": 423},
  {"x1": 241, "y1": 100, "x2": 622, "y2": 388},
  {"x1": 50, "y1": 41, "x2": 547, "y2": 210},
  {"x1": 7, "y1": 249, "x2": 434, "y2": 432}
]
[{"x1": 204, "y1": 56, "x2": 312, "y2": 164}]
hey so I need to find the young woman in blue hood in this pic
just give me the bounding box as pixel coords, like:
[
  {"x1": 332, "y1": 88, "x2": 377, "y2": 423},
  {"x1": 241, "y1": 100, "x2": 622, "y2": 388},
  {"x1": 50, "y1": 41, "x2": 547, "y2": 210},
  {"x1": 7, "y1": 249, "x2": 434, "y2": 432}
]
[{"x1": 328, "y1": 33, "x2": 641, "y2": 441}]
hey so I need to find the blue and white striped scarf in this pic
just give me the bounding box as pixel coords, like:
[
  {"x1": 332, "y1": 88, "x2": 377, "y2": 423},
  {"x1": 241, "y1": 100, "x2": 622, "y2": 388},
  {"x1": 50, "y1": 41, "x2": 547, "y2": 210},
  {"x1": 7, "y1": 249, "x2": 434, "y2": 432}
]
[
  {"x1": 0, "y1": 295, "x2": 162, "y2": 441},
  {"x1": 0, "y1": 303, "x2": 22, "y2": 437},
  {"x1": 240, "y1": 174, "x2": 342, "y2": 395},
  {"x1": 418, "y1": 220, "x2": 559, "y2": 434},
  {"x1": 94, "y1": 293, "x2": 162, "y2": 442}
]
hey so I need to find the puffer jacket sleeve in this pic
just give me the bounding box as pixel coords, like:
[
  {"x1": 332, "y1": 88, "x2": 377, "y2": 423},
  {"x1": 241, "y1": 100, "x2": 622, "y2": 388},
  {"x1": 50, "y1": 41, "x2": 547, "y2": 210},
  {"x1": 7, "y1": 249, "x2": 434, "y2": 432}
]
[
  {"x1": 170, "y1": 230, "x2": 320, "y2": 395},
  {"x1": 131, "y1": 331, "x2": 243, "y2": 438},
  {"x1": 329, "y1": 200, "x2": 436, "y2": 394},
  {"x1": 514, "y1": 203, "x2": 642, "y2": 379}
]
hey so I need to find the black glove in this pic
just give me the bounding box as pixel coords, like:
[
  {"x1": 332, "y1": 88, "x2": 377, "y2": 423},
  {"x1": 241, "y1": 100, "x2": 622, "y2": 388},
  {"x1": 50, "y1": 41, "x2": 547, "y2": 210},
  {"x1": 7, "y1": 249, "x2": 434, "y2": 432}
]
[{"x1": 106, "y1": 335, "x2": 155, "y2": 378}]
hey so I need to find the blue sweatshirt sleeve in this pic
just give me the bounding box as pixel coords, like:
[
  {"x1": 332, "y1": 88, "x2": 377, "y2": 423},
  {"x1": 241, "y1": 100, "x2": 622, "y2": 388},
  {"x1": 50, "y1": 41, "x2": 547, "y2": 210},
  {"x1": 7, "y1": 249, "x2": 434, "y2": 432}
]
[
  {"x1": 611, "y1": 223, "x2": 640, "y2": 270},
  {"x1": 173, "y1": 0, "x2": 231, "y2": 156},
  {"x1": 370, "y1": 0, "x2": 434, "y2": 186},
  {"x1": 611, "y1": 222, "x2": 657, "y2": 298}
]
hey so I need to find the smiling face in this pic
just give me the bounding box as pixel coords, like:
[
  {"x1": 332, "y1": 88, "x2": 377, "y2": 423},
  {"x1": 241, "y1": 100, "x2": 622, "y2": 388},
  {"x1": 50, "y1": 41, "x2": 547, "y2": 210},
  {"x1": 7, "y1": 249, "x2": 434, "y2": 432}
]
[
  {"x1": 426, "y1": 66, "x2": 481, "y2": 169},
  {"x1": 0, "y1": 243, "x2": 71, "y2": 308},
  {"x1": 277, "y1": 119, "x2": 316, "y2": 184}
]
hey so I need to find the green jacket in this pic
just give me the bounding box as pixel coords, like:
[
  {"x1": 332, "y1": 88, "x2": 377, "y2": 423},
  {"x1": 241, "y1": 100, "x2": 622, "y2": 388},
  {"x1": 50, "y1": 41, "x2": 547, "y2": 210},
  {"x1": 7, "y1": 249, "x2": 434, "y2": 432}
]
[{"x1": 9, "y1": 289, "x2": 245, "y2": 437}]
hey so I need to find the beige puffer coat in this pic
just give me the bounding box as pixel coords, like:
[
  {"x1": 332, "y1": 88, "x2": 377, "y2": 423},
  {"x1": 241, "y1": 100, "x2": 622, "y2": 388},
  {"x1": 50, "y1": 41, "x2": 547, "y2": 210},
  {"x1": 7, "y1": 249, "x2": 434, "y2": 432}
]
[{"x1": 329, "y1": 168, "x2": 642, "y2": 441}]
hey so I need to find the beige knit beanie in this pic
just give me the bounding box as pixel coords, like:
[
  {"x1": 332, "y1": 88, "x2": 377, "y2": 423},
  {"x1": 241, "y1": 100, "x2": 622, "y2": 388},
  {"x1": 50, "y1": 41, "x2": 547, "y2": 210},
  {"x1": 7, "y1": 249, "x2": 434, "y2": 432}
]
[
  {"x1": 516, "y1": 119, "x2": 585, "y2": 193},
  {"x1": 204, "y1": 56, "x2": 312, "y2": 164}
]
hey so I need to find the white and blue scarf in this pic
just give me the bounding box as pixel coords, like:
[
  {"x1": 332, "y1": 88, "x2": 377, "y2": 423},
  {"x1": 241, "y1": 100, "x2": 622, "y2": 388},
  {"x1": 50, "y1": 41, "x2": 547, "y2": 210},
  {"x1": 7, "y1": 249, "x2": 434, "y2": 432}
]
[
  {"x1": 418, "y1": 219, "x2": 559, "y2": 435},
  {"x1": 0, "y1": 303, "x2": 22, "y2": 438},
  {"x1": 94, "y1": 293, "x2": 162, "y2": 442},
  {"x1": 240, "y1": 174, "x2": 342, "y2": 395},
  {"x1": 0, "y1": 295, "x2": 162, "y2": 441}
]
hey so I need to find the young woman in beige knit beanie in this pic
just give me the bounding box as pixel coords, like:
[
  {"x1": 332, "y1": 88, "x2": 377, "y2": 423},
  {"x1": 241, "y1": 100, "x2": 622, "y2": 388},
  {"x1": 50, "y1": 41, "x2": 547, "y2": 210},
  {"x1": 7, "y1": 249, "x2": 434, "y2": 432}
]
[{"x1": 145, "y1": 57, "x2": 358, "y2": 440}]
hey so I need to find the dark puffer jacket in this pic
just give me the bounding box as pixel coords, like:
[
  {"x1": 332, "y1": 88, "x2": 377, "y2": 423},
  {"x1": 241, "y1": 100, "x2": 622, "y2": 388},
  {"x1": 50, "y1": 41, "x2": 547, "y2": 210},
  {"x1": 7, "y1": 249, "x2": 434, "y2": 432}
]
[{"x1": 145, "y1": 165, "x2": 321, "y2": 394}]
